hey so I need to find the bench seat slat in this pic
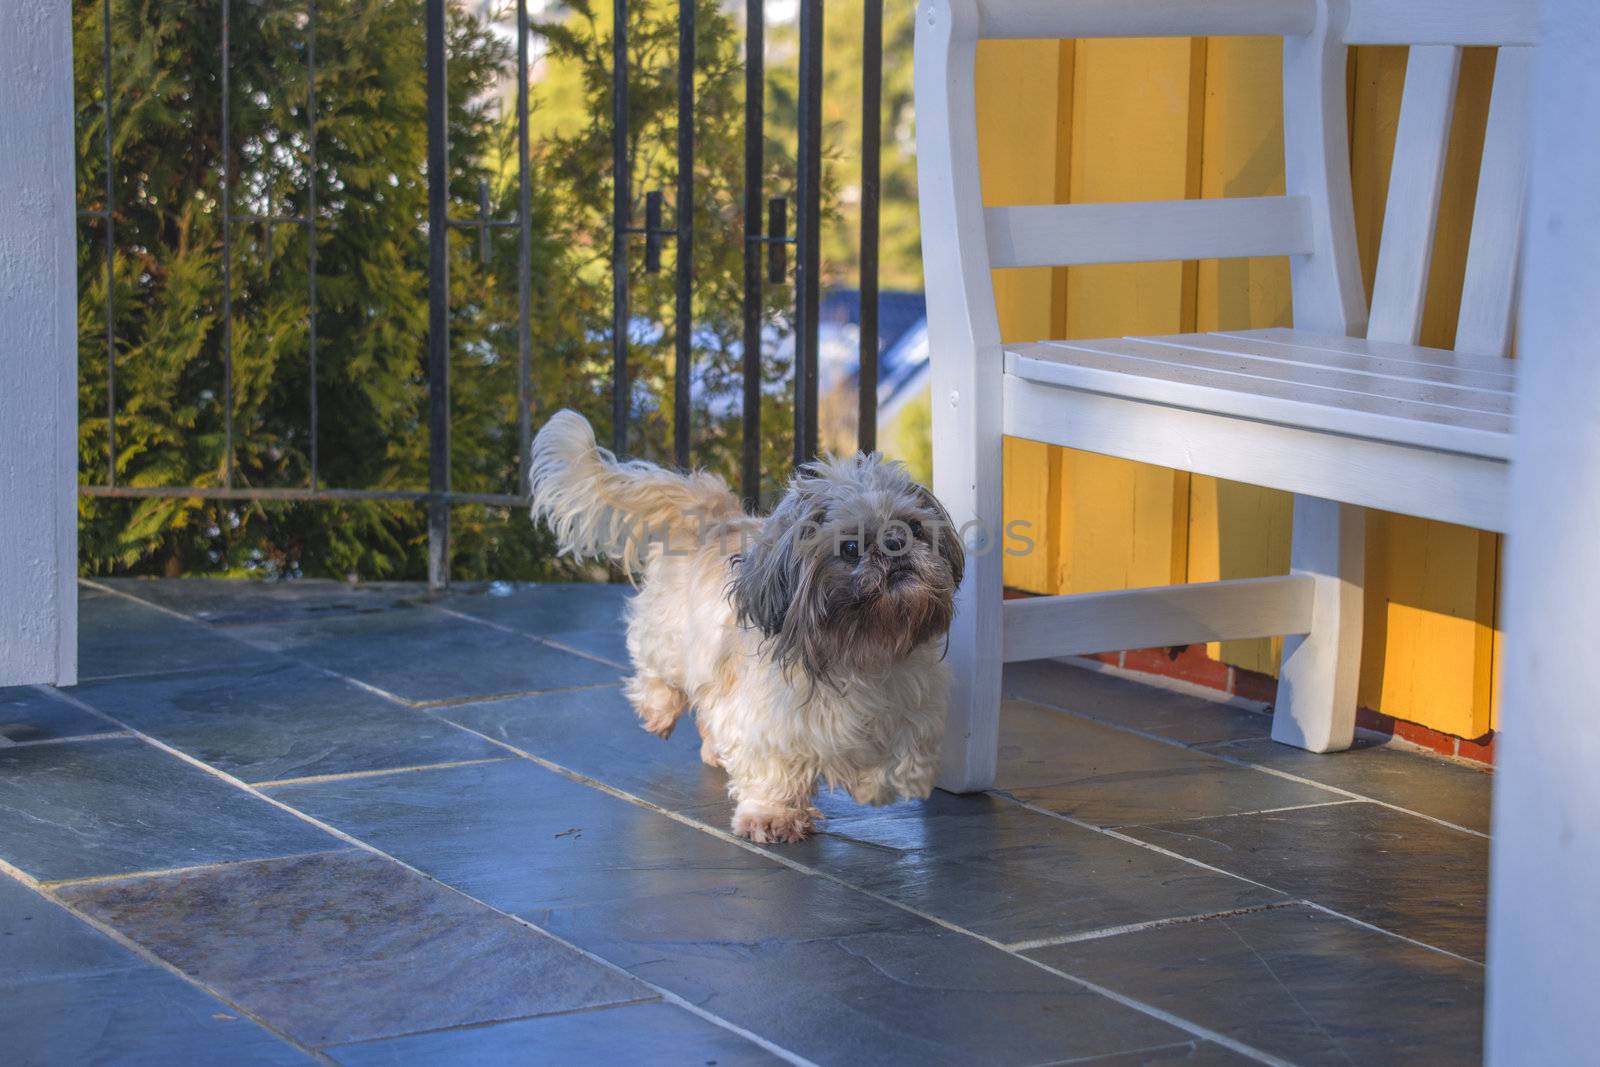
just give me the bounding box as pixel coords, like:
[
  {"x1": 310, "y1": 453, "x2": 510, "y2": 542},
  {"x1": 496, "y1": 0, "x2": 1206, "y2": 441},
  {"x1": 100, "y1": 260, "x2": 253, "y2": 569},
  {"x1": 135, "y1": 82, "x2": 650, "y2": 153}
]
[
  {"x1": 1223, "y1": 327, "x2": 1521, "y2": 376},
  {"x1": 1007, "y1": 332, "x2": 1514, "y2": 460},
  {"x1": 1133, "y1": 333, "x2": 1516, "y2": 401},
  {"x1": 1024, "y1": 337, "x2": 1515, "y2": 420}
]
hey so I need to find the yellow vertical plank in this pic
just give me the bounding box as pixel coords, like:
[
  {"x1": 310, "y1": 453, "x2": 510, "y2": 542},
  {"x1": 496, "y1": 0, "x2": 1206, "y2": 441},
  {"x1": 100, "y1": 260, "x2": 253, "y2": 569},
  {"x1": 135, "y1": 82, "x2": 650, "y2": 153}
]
[
  {"x1": 974, "y1": 40, "x2": 1068, "y2": 593},
  {"x1": 1188, "y1": 36, "x2": 1296, "y2": 673},
  {"x1": 1349, "y1": 47, "x2": 1500, "y2": 739},
  {"x1": 1053, "y1": 37, "x2": 1204, "y2": 596}
]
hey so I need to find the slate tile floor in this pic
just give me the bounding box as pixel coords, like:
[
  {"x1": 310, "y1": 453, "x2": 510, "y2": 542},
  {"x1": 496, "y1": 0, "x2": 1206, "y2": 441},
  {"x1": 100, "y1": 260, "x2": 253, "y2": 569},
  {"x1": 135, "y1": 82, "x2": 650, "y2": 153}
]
[{"x1": 0, "y1": 580, "x2": 1492, "y2": 1066}]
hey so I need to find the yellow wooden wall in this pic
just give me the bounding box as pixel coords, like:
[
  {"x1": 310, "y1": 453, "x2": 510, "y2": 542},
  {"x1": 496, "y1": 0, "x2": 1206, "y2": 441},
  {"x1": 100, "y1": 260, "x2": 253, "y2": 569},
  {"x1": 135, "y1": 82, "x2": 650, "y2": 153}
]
[{"x1": 977, "y1": 39, "x2": 1501, "y2": 740}]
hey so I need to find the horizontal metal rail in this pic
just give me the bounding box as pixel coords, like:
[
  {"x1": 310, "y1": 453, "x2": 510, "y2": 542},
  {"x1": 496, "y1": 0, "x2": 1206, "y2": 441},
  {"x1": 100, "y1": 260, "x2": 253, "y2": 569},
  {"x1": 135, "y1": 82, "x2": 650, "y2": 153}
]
[{"x1": 81, "y1": 485, "x2": 531, "y2": 508}]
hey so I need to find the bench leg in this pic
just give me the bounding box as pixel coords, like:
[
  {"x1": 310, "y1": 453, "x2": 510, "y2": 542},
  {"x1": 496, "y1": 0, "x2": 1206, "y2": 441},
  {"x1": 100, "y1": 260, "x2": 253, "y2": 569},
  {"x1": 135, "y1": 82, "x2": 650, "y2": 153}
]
[
  {"x1": 1272, "y1": 495, "x2": 1364, "y2": 752},
  {"x1": 937, "y1": 540, "x2": 1003, "y2": 793},
  {"x1": 932, "y1": 387, "x2": 1004, "y2": 793}
]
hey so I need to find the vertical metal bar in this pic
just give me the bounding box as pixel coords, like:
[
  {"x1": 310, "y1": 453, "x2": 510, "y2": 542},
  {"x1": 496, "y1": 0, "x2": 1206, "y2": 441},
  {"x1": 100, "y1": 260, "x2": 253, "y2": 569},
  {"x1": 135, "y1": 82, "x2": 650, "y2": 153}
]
[
  {"x1": 426, "y1": 0, "x2": 451, "y2": 590},
  {"x1": 102, "y1": 0, "x2": 116, "y2": 486},
  {"x1": 220, "y1": 0, "x2": 235, "y2": 488},
  {"x1": 516, "y1": 0, "x2": 533, "y2": 498},
  {"x1": 857, "y1": 0, "x2": 882, "y2": 455},
  {"x1": 306, "y1": 0, "x2": 319, "y2": 491},
  {"x1": 739, "y1": 0, "x2": 764, "y2": 507},
  {"x1": 610, "y1": 0, "x2": 630, "y2": 457},
  {"x1": 672, "y1": 0, "x2": 694, "y2": 469},
  {"x1": 477, "y1": 179, "x2": 491, "y2": 262},
  {"x1": 792, "y1": 0, "x2": 823, "y2": 468}
]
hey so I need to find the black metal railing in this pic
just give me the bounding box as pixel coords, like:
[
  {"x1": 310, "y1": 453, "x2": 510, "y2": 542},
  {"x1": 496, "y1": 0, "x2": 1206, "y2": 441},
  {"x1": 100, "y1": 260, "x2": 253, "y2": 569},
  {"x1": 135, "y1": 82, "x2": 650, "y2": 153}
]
[{"x1": 79, "y1": 0, "x2": 887, "y2": 589}]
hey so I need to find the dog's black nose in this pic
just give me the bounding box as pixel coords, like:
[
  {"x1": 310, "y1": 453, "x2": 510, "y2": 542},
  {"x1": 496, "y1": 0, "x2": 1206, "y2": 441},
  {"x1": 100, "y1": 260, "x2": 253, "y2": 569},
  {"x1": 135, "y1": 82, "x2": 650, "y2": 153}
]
[{"x1": 881, "y1": 532, "x2": 906, "y2": 554}]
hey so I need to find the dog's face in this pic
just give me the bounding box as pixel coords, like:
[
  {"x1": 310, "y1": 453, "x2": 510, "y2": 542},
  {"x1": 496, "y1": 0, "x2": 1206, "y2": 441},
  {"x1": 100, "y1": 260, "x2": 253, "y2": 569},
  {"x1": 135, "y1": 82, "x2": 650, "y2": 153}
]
[{"x1": 731, "y1": 454, "x2": 965, "y2": 683}]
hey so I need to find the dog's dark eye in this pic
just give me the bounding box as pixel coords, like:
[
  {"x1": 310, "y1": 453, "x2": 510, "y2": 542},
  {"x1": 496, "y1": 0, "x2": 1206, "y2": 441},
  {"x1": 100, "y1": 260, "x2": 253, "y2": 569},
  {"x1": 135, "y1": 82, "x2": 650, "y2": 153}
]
[
  {"x1": 909, "y1": 520, "x2": 923, "y2": 539},
  {"x1": 839, "y1": 539, "x2": 860, "y2": 562}
]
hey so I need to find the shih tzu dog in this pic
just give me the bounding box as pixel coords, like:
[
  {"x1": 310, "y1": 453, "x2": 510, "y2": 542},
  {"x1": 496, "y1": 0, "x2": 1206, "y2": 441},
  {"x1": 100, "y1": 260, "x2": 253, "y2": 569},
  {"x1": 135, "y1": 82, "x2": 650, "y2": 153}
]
[{"x1": 529, "y1": 410, "x2": 963, "y2": 843}]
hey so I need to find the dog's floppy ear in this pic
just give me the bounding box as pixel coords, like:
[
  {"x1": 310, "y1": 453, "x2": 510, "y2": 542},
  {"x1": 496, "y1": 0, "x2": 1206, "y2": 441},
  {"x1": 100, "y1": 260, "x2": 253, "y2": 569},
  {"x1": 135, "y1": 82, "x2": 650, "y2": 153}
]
[
  {"x1": 730, "y1": 489, "x2": 813, "y2": 640},
  {"x1": 913, "y1": 483, "x2": 966, "y2": 588}
]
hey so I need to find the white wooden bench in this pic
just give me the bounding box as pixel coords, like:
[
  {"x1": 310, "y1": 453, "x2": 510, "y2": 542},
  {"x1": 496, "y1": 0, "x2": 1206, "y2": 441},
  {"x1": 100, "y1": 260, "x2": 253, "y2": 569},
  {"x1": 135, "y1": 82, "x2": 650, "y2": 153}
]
[{"x1": 915, "y1": 0, "x2": 1534, "y2": 791}]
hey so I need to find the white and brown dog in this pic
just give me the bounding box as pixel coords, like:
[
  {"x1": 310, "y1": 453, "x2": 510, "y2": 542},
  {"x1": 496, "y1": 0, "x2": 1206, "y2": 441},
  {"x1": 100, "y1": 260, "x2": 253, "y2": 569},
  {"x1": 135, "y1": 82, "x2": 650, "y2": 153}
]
[{"x1": 529, "y1": 410, "x2": 963, "y2": 843}]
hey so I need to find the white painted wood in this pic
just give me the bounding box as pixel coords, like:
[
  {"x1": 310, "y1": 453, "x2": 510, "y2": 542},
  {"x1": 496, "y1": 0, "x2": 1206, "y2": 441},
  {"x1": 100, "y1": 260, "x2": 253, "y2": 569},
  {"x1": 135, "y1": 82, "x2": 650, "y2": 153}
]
[
  {"x1": 972, "y1": 0, "x2": 1315, "y2": 41},
  {"x1": 916, "y1": 0, "x2": 1004, "y2": 793},
  {"x1": 1273, "y1": 496, "x2": 1365, "y2": 752},
  {"x1": 1367, "y1": 46, "x2": 1463, "y2": 345},
  {"x1": 1009, "y1": 342, "x2": 1513, "y2": 458},
  {"x1": 1487, "y1": 0, "x2": 1600, "y2": 1055},
  {"x1": 1161, "y1": 331, "x2": 1517, "y2": 391},
  {"x1": 1456, "y1": 47, "x2": 1533, "y2": 357},
  {"x1": 1003, "y1": 375, "x2": 1510, "y2": 532},
  {"x1": 0, "y1": 3, "x2": 77, "y2": 687},
  {"x1": 1216, "y1": 329, "x2": 1516, "y2": 379},
  {"x1": 1232, "y1": 326, "x2": 1520, "y2": 375},
  {"x1": 1345, "y1": 0, "x2": 1536, "y2": 46},
  {"x1": 985, "y1": 197, "x2": 1313, "y2": 269},
  {"x1": 1057, "y1": 336, "x2": 1513, "y2": 414},
  {"x1": 1281, "y1": 0, "x2": 1368, "y2": 336},
  {"x1": 1003, "y1": 575, "x2": 1315, "y2": 663}
]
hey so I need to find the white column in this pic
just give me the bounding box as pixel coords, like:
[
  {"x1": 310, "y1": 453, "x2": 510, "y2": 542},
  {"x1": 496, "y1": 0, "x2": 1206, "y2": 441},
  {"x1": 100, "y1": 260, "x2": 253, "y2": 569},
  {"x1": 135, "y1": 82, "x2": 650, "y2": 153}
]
[
  {"x1": 1485, "y1": 0, "x2": 1600, "y2": 1060},
  {"x1": 0, "y1": 4, "x2": 78, "y2": 686}
]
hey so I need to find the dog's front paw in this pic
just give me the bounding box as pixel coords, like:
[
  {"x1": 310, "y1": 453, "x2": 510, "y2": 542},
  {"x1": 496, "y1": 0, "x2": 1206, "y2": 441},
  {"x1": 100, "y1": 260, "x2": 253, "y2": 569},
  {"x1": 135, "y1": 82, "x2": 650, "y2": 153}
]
[
  {"x1": 639, "y1": 709, "x2": 678, "y2": 739},
  {"x1": 732, "y1": 803, "x2": 815, "y2": 844}
]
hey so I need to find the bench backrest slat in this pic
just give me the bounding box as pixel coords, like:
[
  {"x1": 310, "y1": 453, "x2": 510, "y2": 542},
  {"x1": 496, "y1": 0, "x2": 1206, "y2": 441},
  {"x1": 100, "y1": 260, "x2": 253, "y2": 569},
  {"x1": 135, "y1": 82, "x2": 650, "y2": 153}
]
[
  {"x1": 1367, "y1": 46, "x2": 1464, "y2": 345},
  {"x1": 1455, "y1": 47, "x2": 1533, "y2": 357},
  {"x1": 1344, "y1": 0, "x2": 1535, "y2": 47},
  {"x1": 986, "y1": 198, "x2": 1314, "y2": 270}
]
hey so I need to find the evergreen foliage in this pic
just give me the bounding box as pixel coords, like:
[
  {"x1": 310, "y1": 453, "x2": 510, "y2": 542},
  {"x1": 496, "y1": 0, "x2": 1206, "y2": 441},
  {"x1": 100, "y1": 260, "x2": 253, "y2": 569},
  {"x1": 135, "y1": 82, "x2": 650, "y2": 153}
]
[{"x1": 74, "y1": 0, "x2": 800, "y2": 580}]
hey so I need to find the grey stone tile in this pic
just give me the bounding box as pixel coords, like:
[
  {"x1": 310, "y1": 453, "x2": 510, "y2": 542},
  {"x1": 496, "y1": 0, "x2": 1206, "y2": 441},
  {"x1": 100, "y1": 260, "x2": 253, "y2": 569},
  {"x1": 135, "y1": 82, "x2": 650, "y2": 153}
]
[
  {"x1": 58, "y1": 851, "x2": 648, "y2": 1048},
  {"x1": 534, "y1": 870, "x2": 1186, "y2": 1067},
  {"x1": 1074, "y1": 1042, "x2": 1260, "y2": 1065},
  {"x1": 1004, "y1": 660, "x2": 1272, "y2": 746},
  {"x1": 440, "y1": 581, "x2": 632, "y2": 664},
  {"x1": 1122, "y1": 802, "x2": 1488, "y2": 960},
  {"x1": 328, "y1": 1001, "x2": 783, "y2": 1066},
  {"x1": 228, "y1": 607, "x2": 621, "y2": 704},
  {"x1": 0, "y1": 686, "x2": 118, "y2": 744},
  {"x1": 785, "y1": 790, "x2": 1284, "y2": 946},
  {"x1": 0, "y1": 874, "x2": 309, "y2": 1064},
  {"x1": 437, "y1": 686, "x2": 733, "y2": 817},
  {"x1": 71, "y1": 660, "x2": 503, "y2": 784},
  {"x1": 998, "y1": 700, "x2": 1333, "y2": 827},
  {"x1": 78, "y1": 588, "x2": 275, "y2": 680},
  {"x1": 102, "y1": 576, "x2": 420, "y2": 626},
  {"x1": 270, "y1": 752, "x2": 1186, "y2": 1065},
  {"x1": 0, "y1": 737, "x2": 338, "y2": 882},
  {"x1": 1205, "y1": 735, "x2": 1493, "y2": 835},
  {"x1": 268, "y1": 759, "x2": 772, "y2": 917},
  {"x1": 1029, "y1": 904, "x2": 1484, "y2": 1066},
  {"x1": 438, "y1": 580, "x2": 630, "y2": 633}
]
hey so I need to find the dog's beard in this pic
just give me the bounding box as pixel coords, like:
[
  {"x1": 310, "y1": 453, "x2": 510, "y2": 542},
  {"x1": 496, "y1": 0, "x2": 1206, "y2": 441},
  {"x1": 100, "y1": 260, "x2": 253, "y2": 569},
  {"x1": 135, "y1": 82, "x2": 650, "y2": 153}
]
[{"x1": 819, "y1": 549, "x2": 955, "y2": 669}]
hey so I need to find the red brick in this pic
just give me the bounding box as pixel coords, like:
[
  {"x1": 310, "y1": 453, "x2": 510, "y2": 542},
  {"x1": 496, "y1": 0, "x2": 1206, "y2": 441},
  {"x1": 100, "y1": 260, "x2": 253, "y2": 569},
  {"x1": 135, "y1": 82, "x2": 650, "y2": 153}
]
[
  {"x1": 1230, "y1": 665, "x2": 1278, "y2": 704},
  {"x1": 1392, "y1": 719, "x2": 1458, "y2": 757},
  {"x1": 1122, "y1": 644, "x2": 1231, "y2": 692},
  {"x1": 1356, "y1": 707, "x2": 1395, "y2": 736},
  {"x1": 1456, "y1": 731, "x2": 1497, "y2": 766}
]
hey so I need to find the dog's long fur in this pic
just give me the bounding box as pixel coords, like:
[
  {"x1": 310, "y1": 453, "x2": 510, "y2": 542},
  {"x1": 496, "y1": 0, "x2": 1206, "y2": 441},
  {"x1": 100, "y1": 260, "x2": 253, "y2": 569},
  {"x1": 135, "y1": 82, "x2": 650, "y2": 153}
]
[{"x1": 530, "y1": 410, "x2": 962, "y2": 843}]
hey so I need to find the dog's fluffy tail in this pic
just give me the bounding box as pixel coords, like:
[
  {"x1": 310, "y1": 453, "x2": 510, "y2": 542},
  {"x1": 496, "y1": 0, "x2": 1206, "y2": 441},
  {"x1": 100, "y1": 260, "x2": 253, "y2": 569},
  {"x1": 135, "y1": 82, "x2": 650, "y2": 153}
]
[{"x1": 530, "y1": 410, "x2": 743, "y2": 574}]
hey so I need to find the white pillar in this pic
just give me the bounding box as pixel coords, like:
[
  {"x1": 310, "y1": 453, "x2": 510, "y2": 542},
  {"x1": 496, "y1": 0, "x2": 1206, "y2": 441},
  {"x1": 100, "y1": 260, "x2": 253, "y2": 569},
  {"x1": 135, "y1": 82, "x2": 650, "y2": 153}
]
[
  {"x1": 1485, "y1": 1, "x2": 1600, "y2": 1060},
  {"x1": 0, "y1": 4, "x2": 78, "y2": 686}
]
